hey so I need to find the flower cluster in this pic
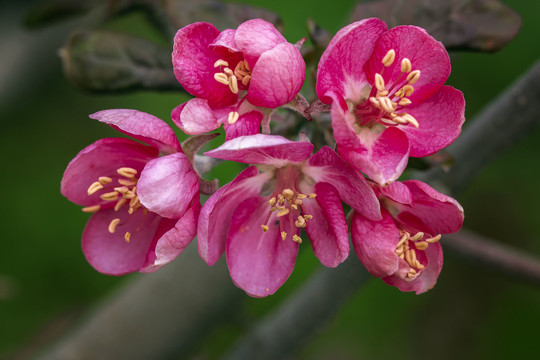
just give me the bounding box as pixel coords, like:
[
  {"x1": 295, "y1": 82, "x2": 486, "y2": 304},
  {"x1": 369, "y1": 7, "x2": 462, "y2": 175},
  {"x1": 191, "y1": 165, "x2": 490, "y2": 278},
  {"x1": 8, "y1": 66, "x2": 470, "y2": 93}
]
[{"x1": 62, "y1": 18, "x2": 464, "y2": 296}]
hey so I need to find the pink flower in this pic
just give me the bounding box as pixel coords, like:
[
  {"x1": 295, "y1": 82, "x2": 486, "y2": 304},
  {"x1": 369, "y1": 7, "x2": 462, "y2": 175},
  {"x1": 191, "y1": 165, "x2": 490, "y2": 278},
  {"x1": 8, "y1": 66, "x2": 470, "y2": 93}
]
[
  {"x1": 197, "y1": 134, "x2": 381, "y2": 297},
  {"x1": 61, "y1": 109, "x2": 200, "y2": 275},
  {"x1": 351, "y1": 180, "x2": 464, "y2": 294},
  {"x1": 171, "y1": 19, "x2": 306, "y2": 140},
  {"x1": 317, "y1": 18, "x2": 465, "y2": 185}
]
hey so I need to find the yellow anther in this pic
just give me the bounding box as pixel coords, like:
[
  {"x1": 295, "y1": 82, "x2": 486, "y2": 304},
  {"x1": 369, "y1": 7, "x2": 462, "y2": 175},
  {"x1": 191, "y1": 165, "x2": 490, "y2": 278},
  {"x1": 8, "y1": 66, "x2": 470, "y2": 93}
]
[
  {"x1": 241, "y1": 75, "x2": 251, "y2": 86},
  {"x1": 276, "y1": 208, "x2": 290, "y2": 217},
  {"x1": 303, "y1": 214, "x2": 313, "y2": 221},
  {"x1": 395, "y1": 246, "x2": 404, "y2": 256},
  {"x1": 297, "y1": 193, "x2": 307, "y2": 199},
  {"x1": 124, "y1": 232, "x2": 131, "y2": 243},
  {"x1": 228, "y1": 75, "x2": 239, "y2": 94},
  {"x1": 281, "y1": 231, "x2": 287, "y2": 241},
  {"x1": 308, "y1": 193, "x2": 317, "y2": 199},
  {"x1": 380, "y1": 97, "x2": 395, "y2": 113},
  {"x1": 114, "y1": 198, "x2": 127, "y2": 211},
  {"x1": 282, "y1": 188, "x2": 294, "y2": 199},
  {"x1": 82, "y1": 205, "x2": 101, "y2": 213},
  {"x1": 223, "y1": 68, "x2": 234, "y2": 76},
  {"x1": 117, "y1": 167, "x2": 137, "y2": 178},
  {"x1": 402, "y1": 114, "x2": 419, "y2": 128},
  {"x1": 123, "y1": 191, "x2": 136, "y2": 199},
  {"x1": 426, "y1": 234, "x2": 442, "y2": 243},
  {"x1": 291, "y1": 204, "x2": 298, "y2": 210},
  {"x1": 381, "y1": 118, "x2": 397, "y2": 125},
  {"x1": 410, "y1": 232, "x2": 424, "y2": 242},
  {"x1": 261, "y1": 225, "x2": 269, "y2": 232},
  {"x1": 295, "y1": 216, "x2": 306, "y2": 228},
  {"x1": 382, "y1": 49, "x2": 396, "y2": 67},
  {"x1": 397, "y1": 233, "x2": 409, "y2": 248},
  {"x1": 227, "y1": 111, "x2": 240, "y2": 124},
  {"x1": 406, "y1": 70, "x2": 421, "y2": 84},
  {"x1": 293, "y1": 235, "x2": 303, "y2": 243},
  {"x1": 87, "y1": 181, "x2": 103, "y2": 195},
  {"x1": 377, "y1": 90, "x2": 389, "y2": 97},
  {"x1": 414, "y1": 241, "x2": 429, "y2": 250},
  {"x1": 118, "y1": 178, "x2": 137, "y2": 186},
  {"x1": 369, "y1": 97, "x2": 381, "y2": 107},
  {"x1": 270, "y1": 207, "x2": 277, "y2": 212},
  {"x1": 268, "y1": 197, "x2": 277, "y2": 206},
  {"x1": 278, "y1": 194, "x2": 285, "y2": 204},
  {"x1": 114, "y1": 186, "x2": 129, "y2": 194},
  {"x1": 405, "y1": 249, "x2": 414, "y2": 267},
  {"x1": 401, "y1": 58, "x2": 412, "y2": 73},
  {"x1": 99, "y1": 176, "x2": 112, "y2": 184},
  {"x1": 244, "y1": 60, "x2": 251, "y2": 72},
  {"x1": 100, "y1": 191, "x2": 119, "y2": 201},
  {"x1": 108, "y1": 218, "x2": 120, "y2": 234},
  {"x1": 403, "y1": 85, "x2": 414, "y2": 97},
  {"x1": 294, "y1": 199, "x2": 303, "y2": 205},
  {"x1": 398, "y1": 98, "x2": 412, "y2": 106},
  {"x1": 374, "y1": 73, "x2": 385, "y2": 92},
  {"x1": 214, "y1": 73, "x2": 229, "y2": 85},
  {"x1": 415, "y1": 261, "x2": 425, "y2": 270},
  {"x1": 214, "y1": 59, "x2": 229, "y2": 68}
]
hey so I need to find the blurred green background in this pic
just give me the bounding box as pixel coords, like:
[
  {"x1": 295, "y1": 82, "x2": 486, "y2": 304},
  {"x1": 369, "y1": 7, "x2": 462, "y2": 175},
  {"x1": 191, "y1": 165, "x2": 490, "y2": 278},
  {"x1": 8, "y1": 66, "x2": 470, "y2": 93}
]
[{"x1": 1, "y1": 0, "x2": 539, "y2": 359}]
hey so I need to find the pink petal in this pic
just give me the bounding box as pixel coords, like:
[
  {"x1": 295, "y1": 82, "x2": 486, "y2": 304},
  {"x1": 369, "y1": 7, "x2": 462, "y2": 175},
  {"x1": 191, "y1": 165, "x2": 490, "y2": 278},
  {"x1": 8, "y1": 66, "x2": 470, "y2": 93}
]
[
  {"x1": 82, "y1": 208, "x2": 162, "y2": 275},
  {"x1": 302, "y1": 182, "x2": 349, "y2": 268},
  {"x1": 205, "y1": 134, "x2": 314, "y2": 166},
  {"x1": 61, "y1": 138, "x2": 158, "y2": 206},
  {"x1": 197, "y1": 167, "x2": 267, "y2": 265},
  {"x1": 247, "y1": 42, "x2": 306, "y2": 108},
  {"x1": 235, "y1": 19, "x2": 287, "y2": 66},
  {"x1": 172, "y1": 98, "x2": 221, "y2": 135},
  {"x1": 337, "y1": 126, "x2": 410, "y2": 185},
  {"x1": 172, "y1": 22, "x2": 237, "y2": 108},
  {"x1": 210, "y1": 28, "x2": 239, "y2": 53},
  {"x1": 137, "y1": 153, "x2": 199, "y2": 219},
  {"x1": 396, "y1": 180, "x2": 464, "y2": 234},
  {"x1": 303, "y1": 146, "x2": 381, "y2": 221},
  {"x1": 383, "y1": 242, "x2": 443, "y2": 294},
  {"x1": 223, "y1": 110, "x2": 263, "y2": 140},
  {"x1": 364, "y1": 25, "x2": 451, "y2": 105},
  {"x1": 90, "y1": 109, "x2": 181, "y2": 153},
  {"x1": 379, "y1": 181, "x2": 413, "y2": 205},
  {"x1": 351, "y1": 209, "x2": 400, "y2": 278},
  {"x1": 140, "y1": 197, "x2": 200, "y2": 272},
  {"x1": 328, "y1": 91, "x2": 362, "y2": 149},
  {"x1": 400, "y1": 86, "x2": 466, "y2": 157},
  {"x1": 227, "y1": 196, "x2": 299, "y2": 297},
  {"x1": 316, "y1": 18, "x2": 387, "y2": 103}
]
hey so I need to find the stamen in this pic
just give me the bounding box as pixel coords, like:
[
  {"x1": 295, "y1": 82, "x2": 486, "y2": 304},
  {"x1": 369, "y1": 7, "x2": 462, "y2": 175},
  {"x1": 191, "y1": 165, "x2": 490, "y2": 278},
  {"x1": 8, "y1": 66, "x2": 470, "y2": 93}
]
[
  {"x1": 406, "y1": 70, "x2": 421, "y2": 84},
  {"x1": 369, "y1": 97, "x2": 381, "y2": 107},
  {"x1": 99, "y1": 176, "x2": 112, "y2": 184},
  {"x1": 114, "y1": 198, "x2": 127, "y2": 211},
  {"x1": 398, "y1": 98, "x2": 412, "y2": 106},
  {"x1": 82, "y1": 205, "x2": 101, "y2": 213},
  {"x1": 214, "y1": 59, "x2": 229, "y2": 68},
  {"x1": 124, "y1": 232, "x2": 131, "y2": 243},
  {"x1": 402, "y1": 85, "x2": 414, "y2": 97},
  {"x1": 268, "y1": 197, "x2": 277, "y2": 206},
  {"x1": 415, "y1": 261, "x2": 425, "y2": 270},
  {"x1": 308, "y1": 193, "x2": 317, "y2": 199},
  {"x1": 228, "y1": 75, "x2": 239, "y2": 94},
  {"x1": 374, "y1": 73, "x2": 385, "y2": 92},
  {"x1": 214, "y1": 73, "x2": 229, "y2": 85},
  {"x1": 100, "y1": 191, "x2": 119, "y2": 201},
  {"x1": 118, "y1": 178, "x2": 137, "y2": 186},
  {"x1": 297, "y1": 194, "x2": 307, "y2": 199},
  {"x1": 292, "y1": 235, "x2": 302, "y2": 244},
  {"x1": 282, "y1": 188, "x2": 294, "y2": 199},
  {"x1": 244, "y1": 60, "x2": 251, "y2": 72},
  {"x1": 396, "y1": 233, "x2": 409, "y2": 248},
  {"x1": 414, "y1": 241, "x2": 429, "y2": 250},
  {"x1": 401, "y1": 58, "x2": 412, "y2": 73},
  {"x1": 276, "y1": 208, "x2": 290, "y2": 217},
  {"x1": 382, "y1": 49, "x2": 396, "y2": 67},
  {"x1": 426, "y1": 234, "x2": 442, "y2": 243},
  {"x1": 261, "y1": 225, "x2": 269, "y2": 232},
  {"x1": 241, "y1": 75, "x2": 251, "y2": 86},
  {"x1": 114, "y1": 186, "x2": 129, "y2": 194},
  {"x1": 281, "y1": 231, "x2": 287, "y2": 241},
  {"x1": 402, "y1": 114, "x2": 419, "y2": 128},
  {"x1": 87, "y1": 181, "x2": 103, "y2": 195},
  {"x1": 117, "y1": 167, "x2": 137, "y2": 179},
  {"x1": 295, "y1": 216, "x2": 306, "y2": 228},
  {"x1": 377, "y1": 90, "x2": 389, "y2": 97},
  {"x1": 290, "y1": 204, "x2": 298, "y2": 210},
  {"x1": 223, "y1": 68, "x2": 234, "y2": 76},
  {"x1": 227, "y1": 111, "x2": 240, "y2": 124},
  {"x1": 303, "y1": 215, "x2": 313, "y2": 220},
  {"x1": 108, "y1": 218, "x2": 120, "y2": 234},
  {"x1": 409, "y1": 232, "x2": 424, "y2": 242}
]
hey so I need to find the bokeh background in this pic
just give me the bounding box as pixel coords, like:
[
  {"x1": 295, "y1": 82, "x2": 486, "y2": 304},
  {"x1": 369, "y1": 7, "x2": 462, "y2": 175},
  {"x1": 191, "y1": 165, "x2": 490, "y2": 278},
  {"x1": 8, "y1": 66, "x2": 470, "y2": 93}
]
[{"x1": 1, "y1": 0, "x2": 539, "y2": 359}]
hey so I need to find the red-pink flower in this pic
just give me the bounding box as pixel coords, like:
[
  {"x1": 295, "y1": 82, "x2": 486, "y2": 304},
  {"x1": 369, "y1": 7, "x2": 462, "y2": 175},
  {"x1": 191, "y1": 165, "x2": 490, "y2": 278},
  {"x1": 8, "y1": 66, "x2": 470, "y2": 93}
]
[
  {"x1": 351, "y1": 180, "x2": 464, "y2": 294},
  {"x1": 317, "y1": 18, "x2": 465, "y2": 185},
  {"x1": 197, "y1": 134, "x2": 381, "y2": 297},
  {"x1": 61, "y1": 109, "x2": 200, "y2": 275},
  {"x1": 171, "y1": 19, "x2": 306, "y2": 140}
]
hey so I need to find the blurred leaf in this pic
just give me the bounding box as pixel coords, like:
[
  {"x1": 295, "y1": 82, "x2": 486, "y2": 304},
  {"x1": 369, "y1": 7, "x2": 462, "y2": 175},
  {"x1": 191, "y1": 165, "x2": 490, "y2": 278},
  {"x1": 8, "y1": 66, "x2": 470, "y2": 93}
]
[
  {"x1": 60, "y1": 29, "x2": 180, "y2": 92},
  {"x1": 351, "y1": 0, "x2": 522, "y2": 52},
  {"x1": 24, "y1": 0, "x2": 103, "y2": 28}
]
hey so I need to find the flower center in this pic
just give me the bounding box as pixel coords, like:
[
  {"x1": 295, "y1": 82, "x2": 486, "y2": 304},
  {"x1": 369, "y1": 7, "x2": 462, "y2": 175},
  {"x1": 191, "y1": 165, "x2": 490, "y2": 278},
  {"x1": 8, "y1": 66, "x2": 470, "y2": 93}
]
[
  {"x1": 83, "y1": 167, "x2": 148, "y2": 242},
  {"x1": 395, "y1": 229, "x2": 441, "y2": 279},
  {"x1": 355, "y1": 49, "x2": 420, "y2": 129},
  {"x1": 260, "y1": 188, "x2": 316, "y2": 244},
  {"x1": 213, "y1": 59, "x2": 252, "y2": 125}
]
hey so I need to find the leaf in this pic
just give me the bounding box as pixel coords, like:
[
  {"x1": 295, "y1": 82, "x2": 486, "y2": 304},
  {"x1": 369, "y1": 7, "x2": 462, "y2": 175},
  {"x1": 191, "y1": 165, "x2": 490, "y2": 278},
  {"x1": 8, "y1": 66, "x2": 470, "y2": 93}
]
[
  {"x1": 350, "y1": 0, "x2": 522, "y2": 52},
  {"x1": 60, "y1": 29, "x2": 180, "y2": 92}
]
